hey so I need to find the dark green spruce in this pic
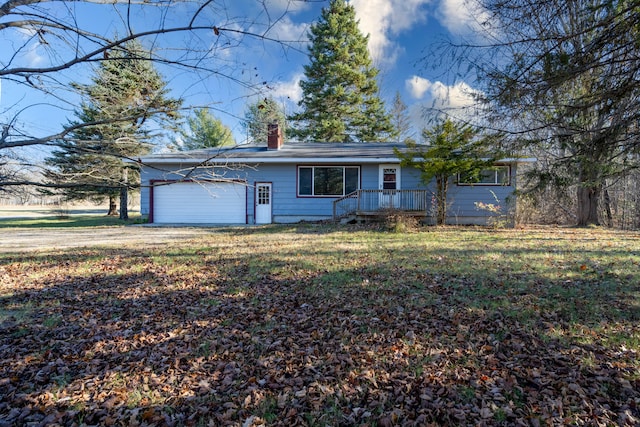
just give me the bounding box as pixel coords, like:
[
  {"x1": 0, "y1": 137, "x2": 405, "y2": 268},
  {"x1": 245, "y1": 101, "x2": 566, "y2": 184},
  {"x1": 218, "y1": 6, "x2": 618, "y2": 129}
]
[
  {"x1": 44, "y1": 40, "x2": 181, "y2": 219},
  {"x1": 288, "y1": 0, "x2": 396, "y2": 143}
]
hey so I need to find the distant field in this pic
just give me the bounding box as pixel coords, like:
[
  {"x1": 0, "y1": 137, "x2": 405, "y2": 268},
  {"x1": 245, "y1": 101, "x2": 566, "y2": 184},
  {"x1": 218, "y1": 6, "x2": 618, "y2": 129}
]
[
  {"x1": 0, "y1": 204, "x2": 141, "y2": 229},
  {"x1": 0, "y1": 225, "x2": 638, "y2": 425},
  {"x1": 0, "y1": 203, "x2": 113, "y2": 218}
]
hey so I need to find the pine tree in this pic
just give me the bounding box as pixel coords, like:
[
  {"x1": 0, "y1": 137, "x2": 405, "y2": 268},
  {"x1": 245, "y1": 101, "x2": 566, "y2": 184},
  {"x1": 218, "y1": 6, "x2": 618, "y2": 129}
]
[
  {"x1": 288, "y1": 0, "x2": 396, "y2": 143},
  {"x1": 244, "y1": 98, "x2": 286, "y2": 144},
  {"x1": 395, "y1": 119, "x2": 494, "y2": 225},
  {"x1": 171, "y1": 108, "x2": 234, "y2": 151},
  {"x1": 390, "y1": 91, "x2": 416, "y2": 143},
  {"x1": 45, "y1": 40, "x2": 181, "y2": 219}
]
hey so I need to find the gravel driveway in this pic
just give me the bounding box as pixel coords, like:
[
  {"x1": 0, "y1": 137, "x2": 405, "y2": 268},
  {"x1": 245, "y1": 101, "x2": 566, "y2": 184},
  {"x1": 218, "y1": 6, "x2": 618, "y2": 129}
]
[{"x1": 0, "y1": 226, "x2": 216, "y2": 252}]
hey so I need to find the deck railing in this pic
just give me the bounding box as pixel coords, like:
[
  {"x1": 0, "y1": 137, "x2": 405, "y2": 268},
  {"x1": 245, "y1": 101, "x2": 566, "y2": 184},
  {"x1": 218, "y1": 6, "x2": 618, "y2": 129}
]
[{"x1": 333, "y1": 189, "x2": 429, "y2": 220}]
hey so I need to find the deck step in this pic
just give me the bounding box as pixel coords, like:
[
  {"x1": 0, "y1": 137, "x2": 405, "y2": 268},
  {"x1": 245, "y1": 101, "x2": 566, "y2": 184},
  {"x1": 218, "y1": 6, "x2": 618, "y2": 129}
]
[{"x1": 339, "y1": 215, "x2": 357, "y2": 225}]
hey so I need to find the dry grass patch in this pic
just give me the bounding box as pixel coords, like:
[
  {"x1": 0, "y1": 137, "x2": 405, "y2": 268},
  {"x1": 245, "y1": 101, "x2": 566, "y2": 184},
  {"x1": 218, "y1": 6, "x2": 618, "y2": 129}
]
[{"x1": 0, "y1": 225, "x2": 639, "y2": 425}]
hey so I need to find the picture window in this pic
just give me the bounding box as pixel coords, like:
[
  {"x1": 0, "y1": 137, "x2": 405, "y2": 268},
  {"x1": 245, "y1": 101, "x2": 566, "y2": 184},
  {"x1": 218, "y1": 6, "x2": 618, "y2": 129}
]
[
  {"x1": 458, "y1": 166, "x2": 510, "y2": 186},
  {"x1": 298, "y1": 166, "x2": 360, "y2": 196}
]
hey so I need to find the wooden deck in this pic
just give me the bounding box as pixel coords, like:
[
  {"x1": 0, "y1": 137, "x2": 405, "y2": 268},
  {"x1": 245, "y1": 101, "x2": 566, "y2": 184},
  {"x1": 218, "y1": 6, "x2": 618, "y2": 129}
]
[{"x1": 333, "y1": 189, "x2": 429, "y2": 222}]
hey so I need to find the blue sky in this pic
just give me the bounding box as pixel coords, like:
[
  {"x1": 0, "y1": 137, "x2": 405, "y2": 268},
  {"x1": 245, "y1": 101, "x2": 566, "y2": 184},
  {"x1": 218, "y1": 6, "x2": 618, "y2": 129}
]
[{"x1": 0, "y1": 0, "x2": 488, "y2": 149}]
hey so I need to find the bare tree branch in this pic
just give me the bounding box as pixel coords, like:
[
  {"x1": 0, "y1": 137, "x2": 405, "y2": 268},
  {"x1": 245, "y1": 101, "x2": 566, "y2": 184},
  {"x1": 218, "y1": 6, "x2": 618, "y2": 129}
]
[{"x1": 1, "y1": 0, "x2": 312, "y2": 199}]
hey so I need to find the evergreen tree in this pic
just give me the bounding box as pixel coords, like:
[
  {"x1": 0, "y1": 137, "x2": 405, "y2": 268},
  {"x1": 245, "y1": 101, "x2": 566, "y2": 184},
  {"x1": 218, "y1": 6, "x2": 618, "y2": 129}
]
[
  {"x1": 395, "y1": 119, "x2": 494, "y2": 225},
  {"x1": 244, "y1": 98, "x2": 286, "y2": 144},
  {"x1": 288, "y1": 0, "x2": 396, "y2": 143},
  {"x1": 171, "y1": 108, "x2": 234, "y2": 151},
  {"x1": 44, "y1": 40, "x2": 181, "y2": 219},
  {"x1": 390, "y1": 91, "x2": 416, "y2": 143}
]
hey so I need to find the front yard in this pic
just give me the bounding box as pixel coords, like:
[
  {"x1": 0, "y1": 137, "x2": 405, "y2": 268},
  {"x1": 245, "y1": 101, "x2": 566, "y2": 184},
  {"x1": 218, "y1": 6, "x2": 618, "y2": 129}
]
[{"x1": 1, "y1": 225, "x2": 639, "y2": 425}]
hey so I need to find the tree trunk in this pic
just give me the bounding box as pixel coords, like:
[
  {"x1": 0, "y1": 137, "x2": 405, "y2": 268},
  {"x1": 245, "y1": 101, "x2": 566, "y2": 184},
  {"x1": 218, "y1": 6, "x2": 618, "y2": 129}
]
[
  {"x1": 119, "y1": 168, "x2": 129, "y2": 220},
  {"x1": 575, "y1": 160, "x2": 602, "y2": 227},
  {"x1": 107, "y1": 196, "x2": 118, "y2": 216},
  {"x1": 603, "y1": 188, "x2": 613, "y2": 228},
  {"x1": 436, "y1": 175, "x2": 447, "y2": 226},
  {"x1": 576, "y1": 185, "x2": 600, "y2": 226},
  {"x1": 636, "y1": 172, "x2": 640, "y2": 229}
]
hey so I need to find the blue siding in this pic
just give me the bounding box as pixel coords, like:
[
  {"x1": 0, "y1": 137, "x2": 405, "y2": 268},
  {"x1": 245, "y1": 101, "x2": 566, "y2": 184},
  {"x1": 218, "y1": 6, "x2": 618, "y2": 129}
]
[
  {"x1": 360, "y1": 164, "x2": 379, "y2": 189},
  {"x1": 413, "y1": 164, "x2": 518, "y2": 224},
  {"x1": 139, "y1": 161, "x2": 518, "y2": 224},
  {"x1": 401, "y1": 167, "x2": 424, "y2": 189}
]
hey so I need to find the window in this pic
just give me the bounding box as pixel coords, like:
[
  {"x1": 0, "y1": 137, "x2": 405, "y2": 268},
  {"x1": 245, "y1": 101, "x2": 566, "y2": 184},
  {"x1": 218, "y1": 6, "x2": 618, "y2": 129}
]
[
  {"x1": 458, "y1": 166, "x2": 510, "y2": 185},
  {"x1": 257, "y1": 185, "x2": 270, "y2": 205},
  {"x1": 298, "y1": 166, "x2": 360, "y2": 196},
  {"x1": 382, "y1": 168, "x2": 397, "y2": 190}
]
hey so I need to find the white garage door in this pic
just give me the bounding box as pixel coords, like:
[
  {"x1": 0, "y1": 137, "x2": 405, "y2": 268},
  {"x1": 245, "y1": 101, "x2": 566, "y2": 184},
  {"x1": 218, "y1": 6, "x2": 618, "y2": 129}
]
[{"x1": 153, "y1": 182, "x2": 246, "y2": 224}]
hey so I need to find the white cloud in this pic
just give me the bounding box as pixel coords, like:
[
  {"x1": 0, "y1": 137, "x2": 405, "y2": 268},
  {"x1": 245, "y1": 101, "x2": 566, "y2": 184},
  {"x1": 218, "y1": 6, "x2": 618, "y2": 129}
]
[
  {"x1": 349, "y1": 0, "x2": 431, "y2": 65},
  {"x1": 13, "y1": 28, "x2": 46, "y2": 67},
  {"x1": 406, "y1": 75, "x2": 433, "y2": 99},
  {"x1": 272, "y1": 72, "x2": 303, "y2": 104},
  {"x1": 430, "y1": 80, "x2": 479, "y2": 109},
  {"x1": 405, "y1": 76, "x2": 482, "y2": 127},
  {"x1": 264, "y1": 15, "x2": 309, "y2": 42},
  {"x1": 406, "y1": 75, "x2": 478, "y2": 107},
  {"x1": 436, "y1": 0, "x2": 492, "y2": 35}
]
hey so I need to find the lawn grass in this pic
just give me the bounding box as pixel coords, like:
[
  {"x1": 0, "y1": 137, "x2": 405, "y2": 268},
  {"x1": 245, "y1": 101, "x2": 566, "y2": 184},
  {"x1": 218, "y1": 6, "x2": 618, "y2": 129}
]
[
  {"x1": 0, "y1": 225, "x2": 639, "y2": 425},
  {"x1": 0, "y1": 214, "x2": 143, "y2": 228}
]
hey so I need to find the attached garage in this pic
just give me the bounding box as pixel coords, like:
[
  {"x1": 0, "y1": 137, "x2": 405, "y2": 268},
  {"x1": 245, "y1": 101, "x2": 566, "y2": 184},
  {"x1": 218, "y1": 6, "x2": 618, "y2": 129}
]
[{"x1": 152, "y1": 181, "x2": 247, "y2": 224}]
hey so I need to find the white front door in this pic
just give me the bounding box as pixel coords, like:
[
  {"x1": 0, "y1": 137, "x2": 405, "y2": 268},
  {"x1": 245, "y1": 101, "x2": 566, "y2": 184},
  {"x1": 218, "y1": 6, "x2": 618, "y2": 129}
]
[
  {"x1": 379, "y1": 165, "x2": 401, "y2": 208},
  {"x1": 255, "y1": 183, "x2": 272, "y2": 224}
]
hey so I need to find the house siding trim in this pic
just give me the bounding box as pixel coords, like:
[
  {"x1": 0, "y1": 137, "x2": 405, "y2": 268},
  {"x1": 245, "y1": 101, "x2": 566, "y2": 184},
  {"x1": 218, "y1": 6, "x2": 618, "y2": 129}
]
[{"x1": 140, "y1": 157, "x2": 404, "y2": 165}]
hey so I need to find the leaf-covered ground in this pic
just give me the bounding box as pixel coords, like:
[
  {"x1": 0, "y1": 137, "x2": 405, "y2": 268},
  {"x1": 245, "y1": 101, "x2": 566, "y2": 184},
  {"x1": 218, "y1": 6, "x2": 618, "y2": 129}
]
[{"x1": 1, "y1": 225, "x2": 639, "y2": 426}]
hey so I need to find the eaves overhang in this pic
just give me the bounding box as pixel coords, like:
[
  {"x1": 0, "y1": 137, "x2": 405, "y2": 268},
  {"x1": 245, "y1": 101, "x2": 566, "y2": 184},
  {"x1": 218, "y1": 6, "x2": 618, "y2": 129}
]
[
  {"x1": 135, "y1": 156, "x2": 405, "y2": 165},
  {"x1": 134, "y1": 156, "x2": 537, "y2": 165},
  {"x1": 130, "y1": 142, "x2": 536, "y2": 165}
]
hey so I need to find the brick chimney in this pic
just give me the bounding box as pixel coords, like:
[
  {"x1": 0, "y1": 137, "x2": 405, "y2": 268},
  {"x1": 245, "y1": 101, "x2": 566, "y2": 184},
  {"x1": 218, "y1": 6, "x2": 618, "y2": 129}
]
[{"x1": 267, "y1": 123, "x2": 283, "y2": 150}]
